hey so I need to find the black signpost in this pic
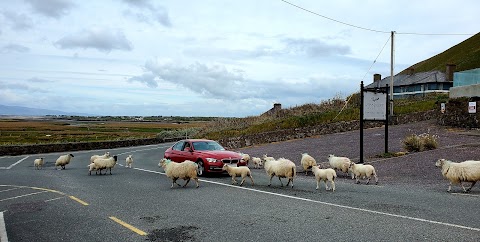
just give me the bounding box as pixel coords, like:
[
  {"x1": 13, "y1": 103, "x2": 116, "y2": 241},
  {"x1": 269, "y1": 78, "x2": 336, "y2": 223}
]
[{"x1": 360, "y1": 81, "x2": 389, "y2": 163}]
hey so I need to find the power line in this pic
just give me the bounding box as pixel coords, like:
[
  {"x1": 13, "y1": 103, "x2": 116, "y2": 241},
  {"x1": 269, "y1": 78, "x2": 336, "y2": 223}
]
[{"x1": 280, "y1": 0, "x2": 475, "y2": 36}]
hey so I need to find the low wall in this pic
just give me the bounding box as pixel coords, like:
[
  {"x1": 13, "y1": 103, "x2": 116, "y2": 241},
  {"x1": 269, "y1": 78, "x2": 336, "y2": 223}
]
[
  {"x1": 0, "y1": 137, "x2": 181, "y2": 156},
  {"x1": 220, "y1": 110, "x2": 438, "y2": 149},
  {"x1": 437, "y1": 97, "x2": 479, "y2": 128}
]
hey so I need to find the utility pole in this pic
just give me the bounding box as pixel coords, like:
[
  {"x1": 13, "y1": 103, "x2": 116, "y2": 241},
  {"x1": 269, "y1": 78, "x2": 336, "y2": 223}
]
[{"x1": 390, "y1": 31, "x2": 395, "y2": 117}]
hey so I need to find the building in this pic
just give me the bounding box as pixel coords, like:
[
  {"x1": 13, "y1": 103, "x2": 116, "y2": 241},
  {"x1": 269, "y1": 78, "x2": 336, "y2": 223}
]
[
  {"x1": 449, "y1": 68, "x2": 480, "y2": 98},
  {"x1": 366, "y1": 65, "x2": 455, "y2": 99}
]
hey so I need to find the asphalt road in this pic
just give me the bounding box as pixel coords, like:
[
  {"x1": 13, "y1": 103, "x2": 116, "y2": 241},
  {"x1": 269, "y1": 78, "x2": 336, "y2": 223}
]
[{"x1": 1, "y1": 138, "x2": 479, "y2": 242}]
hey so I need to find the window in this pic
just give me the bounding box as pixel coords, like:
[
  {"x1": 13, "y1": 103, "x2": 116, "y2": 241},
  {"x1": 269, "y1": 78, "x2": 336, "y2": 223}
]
[{"x1": 172, "y1": 141, "x2": 184, "y2": 151}]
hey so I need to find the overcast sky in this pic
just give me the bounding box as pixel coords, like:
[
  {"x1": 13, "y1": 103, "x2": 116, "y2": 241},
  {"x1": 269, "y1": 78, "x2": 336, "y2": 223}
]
[{"x1": 0, "y1": 0, "x2": 478, "y2": 117}]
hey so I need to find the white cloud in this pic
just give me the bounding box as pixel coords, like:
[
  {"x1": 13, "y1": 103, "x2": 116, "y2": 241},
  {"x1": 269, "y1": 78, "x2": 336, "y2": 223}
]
[
  {"x1": 121, "y1": 0, "x2": 171, "y2": 27},
  {"x1": 0, "y1": 11, "x2": 34, "y2": 30},
  {"x1": 1, "y1": 44, "x2": 30, "y2": 53},
  {"x1": 54, "y1": 27, "x2": 133, "y2": 52},
  {"x1": 24, "y1": 0, "x2": 74, "y2": 19}
]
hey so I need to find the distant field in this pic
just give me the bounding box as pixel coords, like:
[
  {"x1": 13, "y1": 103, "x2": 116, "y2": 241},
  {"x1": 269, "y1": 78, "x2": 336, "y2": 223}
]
[{"x1": 0, "y1": 119, "x2": 207, "y2": 145}]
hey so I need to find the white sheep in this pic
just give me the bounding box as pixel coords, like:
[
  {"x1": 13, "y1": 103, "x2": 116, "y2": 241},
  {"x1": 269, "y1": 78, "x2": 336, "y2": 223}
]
[
  {"x1": 222, "y1": 164, "x2": 254, "y2": 186},
  {"x1": 252, "y1": 157, "x2": 263, "y2": 169},
  {"x1": 262, "y1": 154, "x2": 275, "y2": 163},
  {"x1": 240, "y1": 153, "x2": 251, "y2": 166},
  {"x1": 55, "y1": 154, "x2": 74, "y2": 170},
  {"x1": 125, "y1": 154, "x2": 133, "y2": 168},
  {"x1": 312, "y1": 166, "x2": 337, "y2": 191},
  {"x1": 349, "y1": 162, "x2": 378, "y2": 185},
  {"x1": 300, "y1": 153, "x2": 317, "y2": 175},
  {"x1": 264, "y1": 157, "x2": 296, "y2": 188},
  {"x1": 90, "y1": 152, "x2": 110, "y2": 163},
  {"x1": 435, "y1": 158, "x2": 480, "y2": 192},
  {"x1": 158, "y1": 158, "x2": 199, "y2": 188},
  {"x1": 328, "y1": 154, "x2": 352, "y2": 176},
  {"x1": 34, "y1": 157, "x2": 44, "y2": 170},
  {"x1": 88, "y1": 156, "x2": 118, "y2": 175}
]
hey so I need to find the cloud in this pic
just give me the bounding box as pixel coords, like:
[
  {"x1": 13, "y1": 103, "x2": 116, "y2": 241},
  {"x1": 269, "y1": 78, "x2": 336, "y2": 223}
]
[
  {"x1": 24, "y1": 0, "x2": 74, "y2": 19},
  {"x1": 121, "y1": 0, "x2": 171, "y2": 27},
  {"x1": 127, "y1": 73, "x2": 158, "y2": 88},
  {"x1": 0, "y1": 11, "x2": 34, "y2": 30},
  {"x1": 1, "y1": 44, "x2": 30, "y2": 53},
  {"x1": 54, "y1": 27, "x2": 133, "y2": 52},
  {"x1": 282, "y1": 38, "x2": 351, "y2": 57},
  {"x1": 27, "y1": 77, "x2": 54, "y2": 83}
]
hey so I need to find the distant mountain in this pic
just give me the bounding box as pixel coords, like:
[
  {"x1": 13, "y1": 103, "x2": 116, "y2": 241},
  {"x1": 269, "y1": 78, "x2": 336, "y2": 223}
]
[
  {"x1": 0, "y1": 104, "x2": 91, "y2": 116},
  {"x1": 400, "y1": 32, "x2": 480, "y2": 74}
]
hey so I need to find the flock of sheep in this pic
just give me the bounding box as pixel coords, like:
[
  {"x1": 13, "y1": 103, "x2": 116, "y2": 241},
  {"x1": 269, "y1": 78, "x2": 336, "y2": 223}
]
[{"x1": 32, "y1": 150, "x2": 480, "y2": 193}]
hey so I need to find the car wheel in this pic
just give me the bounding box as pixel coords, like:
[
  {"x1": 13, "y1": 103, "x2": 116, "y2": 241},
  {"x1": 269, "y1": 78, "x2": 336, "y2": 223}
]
[{"x1": 197, "y1": 160, "x2": 205, "y2": 177}]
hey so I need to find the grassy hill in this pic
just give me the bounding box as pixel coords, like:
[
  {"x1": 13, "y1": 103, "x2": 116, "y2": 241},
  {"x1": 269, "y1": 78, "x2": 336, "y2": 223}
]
[{"x1": 399, "y1": 32, "x2": 480, "y2": 74}]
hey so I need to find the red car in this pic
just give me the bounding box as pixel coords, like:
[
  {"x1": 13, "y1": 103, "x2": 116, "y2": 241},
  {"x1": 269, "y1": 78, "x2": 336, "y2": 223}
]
[{"x1": 163, "y1": 139, "x2": 246, "y2": 176}]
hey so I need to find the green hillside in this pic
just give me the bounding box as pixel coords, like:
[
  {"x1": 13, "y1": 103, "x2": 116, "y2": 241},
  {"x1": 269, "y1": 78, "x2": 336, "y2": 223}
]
[{"x1": 400, "y1": 32, "x2": 480, "y2": 74}]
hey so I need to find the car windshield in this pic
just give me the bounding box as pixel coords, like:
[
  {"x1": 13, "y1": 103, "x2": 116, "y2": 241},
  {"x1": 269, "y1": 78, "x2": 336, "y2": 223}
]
[{"x1": 192, "y1": 141, "x2": 225, "y2": 151}]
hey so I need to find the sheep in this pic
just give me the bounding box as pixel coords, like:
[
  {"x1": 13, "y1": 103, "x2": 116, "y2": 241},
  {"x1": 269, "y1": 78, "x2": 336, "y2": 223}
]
[
  {"x1": 252, "y1": 157, "x2": 263, "y2": 169},
  {"x1": 158, "y1": 158, "x2": 199, "y2": 188},
  {"x1": 125, "y1": 154, "x2": 133, "y2": 168},
  {"x1": 88, "y1": 156, "x2": 118, "y2": 175},
  {"x1": 349, "y1": 162, "x2": 378, "y2": 185},
  {"x1": 240, "y1": 153, "x2": 250, "y2": 166},
  {"x1": 328, "y1": 154, "x2": 352, "y2": 177},
  {"x1": 300, "y1": 153, "x2": 317, "y2": 175},
  {"x1": 435, "y1": 158, "x2": 480, "y2": 193},
  {"x1": 90, "y1": 152, "x2": 110, "y2": 163},
  {"x1": 262, "y1": 154, "x2": 275, "y2": 163},
  {"x1": 55, "y1": 154, "x2": 74, "y2": 170},
  {"x1": 312, "y1": 166, "x2": 337, "y2": 191},
  {"x1": 264, "y1": 157, "x2": 296, "y2": 188},
  {"x1": 222, "y1": 164, "x2": 254, "y2": 186},
  {"x1": 34, "y1": 157, "x2": 44, "y2": 170}
]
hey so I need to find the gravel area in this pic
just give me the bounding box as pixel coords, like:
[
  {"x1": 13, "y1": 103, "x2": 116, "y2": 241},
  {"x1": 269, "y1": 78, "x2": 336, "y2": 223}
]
[{"x1": 239, "y1": 120, "x2": 480, "y2": 190}]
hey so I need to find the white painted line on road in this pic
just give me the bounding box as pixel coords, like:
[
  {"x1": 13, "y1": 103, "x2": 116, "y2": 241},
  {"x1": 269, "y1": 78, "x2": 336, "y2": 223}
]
[
  {"x1": 44, "y1": 197, "x2": 65, "y2": 203},
  {"x1": 452, "y1": 193, "x2": 480, "y2": 198},
  {"x1": 1, "y1": 156, "x2": 30, "y2": 170},
  {"x1": 134, "y1": 166, "x2": 480, "y2": 232},
  {"x1": 0, "y1": 212, "x2": 8, "y2": 242},
  {"x1": 0, "y1": 191, "x2": 48, "y2": 202},
  {"x1": 0, "y1": 188, "x2": 20, "y2": 193}
]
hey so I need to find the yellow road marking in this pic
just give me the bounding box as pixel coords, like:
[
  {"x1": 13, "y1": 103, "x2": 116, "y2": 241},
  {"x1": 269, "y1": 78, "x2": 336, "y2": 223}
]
[
  {"x1": 69, "y1": 196, "x2": 89, "y2": 206},
  {"x1": 109, "y1": 216, "x2": 147, "y2": 236}
]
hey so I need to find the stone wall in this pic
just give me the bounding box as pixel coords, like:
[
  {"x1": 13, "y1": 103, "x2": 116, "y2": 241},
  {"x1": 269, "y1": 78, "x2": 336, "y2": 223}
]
[
  {"x1": 0, "y1": 137, "x2": 181, "y2": 156},
  {"x1": 220, "y1": 110, "x2": 439, "y2": 149},
  {"x1": 437, "y1": 97, "x2": 479, "y2": 128}
]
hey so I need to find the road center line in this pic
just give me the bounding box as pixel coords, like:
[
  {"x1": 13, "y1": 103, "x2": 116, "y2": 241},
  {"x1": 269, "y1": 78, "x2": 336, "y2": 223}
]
[
  {"x1": 133, "y1": 167, "x2": 480, "y2": 232},
  {"x1": 0, "y1": 156, "x2": 29, "y2": 170},
  {"x1": 69, "y1": 196, "x2": 89, "y2": 206},
  {"x1": 109, "y1": 216, "x2": 147, "y2": 236}
]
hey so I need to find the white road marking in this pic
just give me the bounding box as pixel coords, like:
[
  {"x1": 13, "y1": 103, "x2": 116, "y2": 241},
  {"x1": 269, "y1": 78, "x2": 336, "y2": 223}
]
[
  {"x1": 44, "y1": 197, "x2": 65, "y2": 203},
  {"x1": 0, "y1": 188, "x2": 20, "y2": 193},
  {"x1": 0, "y1": 212, "x2": 8, "y2": 242},
  {"x1": 0, "y1": 191, "x2": 48, "y2": 202},
  {"x1": 0, "y1": 156, "x2": 29, "y2": 170},
  {"x1": 133, "y1": 166, "x2": 480, "y2": 232},
  {"x1": 451, "y1": 193, "x2": 480, "y2": 198}
]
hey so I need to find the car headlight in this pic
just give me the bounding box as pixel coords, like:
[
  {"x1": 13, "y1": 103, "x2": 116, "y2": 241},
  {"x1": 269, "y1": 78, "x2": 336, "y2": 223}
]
[{"x1": 206, "y1": 158, "x2": 218, "y2": 163}]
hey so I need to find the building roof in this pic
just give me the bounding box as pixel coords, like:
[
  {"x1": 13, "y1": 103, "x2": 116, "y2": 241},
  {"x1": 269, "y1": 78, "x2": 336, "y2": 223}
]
[{"x1": 366, "y1": 71, "x2": 447, "y2": 89}]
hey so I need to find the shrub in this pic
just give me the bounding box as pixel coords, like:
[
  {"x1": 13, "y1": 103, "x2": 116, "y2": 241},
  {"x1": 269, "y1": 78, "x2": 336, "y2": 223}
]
[{"x1": 402, "y1": 132, "x2": 438, "y2": 152}]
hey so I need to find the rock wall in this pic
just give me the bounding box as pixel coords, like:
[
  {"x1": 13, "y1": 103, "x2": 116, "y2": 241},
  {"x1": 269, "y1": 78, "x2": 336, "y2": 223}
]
[{"x1": 437, "y1": 97, "x2": 479, "y2": 128}]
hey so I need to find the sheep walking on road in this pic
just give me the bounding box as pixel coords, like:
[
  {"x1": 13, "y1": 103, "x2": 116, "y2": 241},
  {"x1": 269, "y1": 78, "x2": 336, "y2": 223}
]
[
  {"x1": 89, "y1": 156, "x2": 118, "y2": 175},
  {"x1": 34, "y1": 158, "x2": 44, "y2": 170},
  {"x1": 55, "y1": 154, "x2": 74, "y2": 170},
  {"x1": 252, "y1": 157, "x2": 263, "y2": 169},
  {"x1": 328, "y1": 154, "x2": 352, "y2": 178},
  {"x1": 158, "y1": 158, "x2": 199, "y2": 188},
  {"x1": 264, "y1": 157, "x2": 296, "y2": 188},
  {"x1": 222, "y1": 164, "x2": 254, "y2": 186},
  {"x1": 349, "y1": 162, "x2": 378, "y2": 185},
  {"x1": 312, "y1": 166, "x2": 337, "y2": 191},
  {"x1": 300, "y1": 153, "x2": 317, "y2": 175},
  {"x1": 90, "y1": 152, "x2": 110, "y2": 163},
  {"x1": 240, "y1": 153, "x2": 251, "y2": 166},
  {"x1": 125, "y1": 155, "x2": 133, "y2": 168},
  {"x1": 435, "y1": 158, "x2": 480, "y2": 193}
]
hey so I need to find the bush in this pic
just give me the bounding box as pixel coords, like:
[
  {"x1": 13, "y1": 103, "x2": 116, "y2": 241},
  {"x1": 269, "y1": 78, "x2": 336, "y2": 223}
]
[{"x1": 402, "y1": 133, "x2": 438, "y2": 152}]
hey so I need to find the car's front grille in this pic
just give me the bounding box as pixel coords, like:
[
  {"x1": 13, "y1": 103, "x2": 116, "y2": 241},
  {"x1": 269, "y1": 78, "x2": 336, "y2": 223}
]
[{"x1": 222, "y1": 158, "x2": 240, "y2": 164}]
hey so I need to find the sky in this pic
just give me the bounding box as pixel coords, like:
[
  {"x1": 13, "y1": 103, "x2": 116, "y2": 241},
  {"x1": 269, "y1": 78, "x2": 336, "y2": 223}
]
[{"x1": 0, "y1": 0, "x2": 478, "y2": 117}]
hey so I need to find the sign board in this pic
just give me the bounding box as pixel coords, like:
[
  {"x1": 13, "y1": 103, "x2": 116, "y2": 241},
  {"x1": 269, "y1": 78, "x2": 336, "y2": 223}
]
[
  {"x1": 363, "y1": 91, "x2": 387, "y2": 120},
  {"x1": 469, "y1": 102, "x2": 477, "y2": 114},
  {"x1": 441, "y1": 103, "x2": 446, "y2": 114}
]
